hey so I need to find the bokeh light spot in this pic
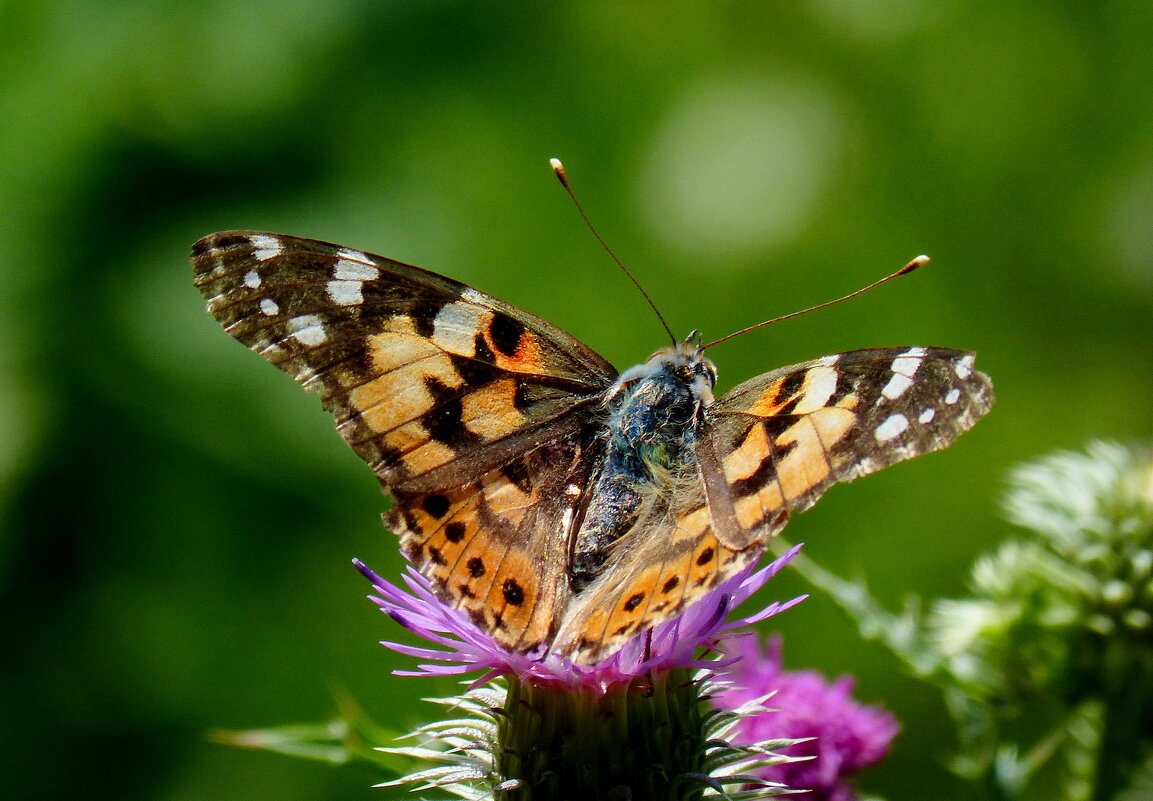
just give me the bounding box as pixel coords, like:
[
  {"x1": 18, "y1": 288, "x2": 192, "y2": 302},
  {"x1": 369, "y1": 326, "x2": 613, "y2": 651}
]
[{"x1": 639, "y1": 72, "x2": 845, "y2": 266}]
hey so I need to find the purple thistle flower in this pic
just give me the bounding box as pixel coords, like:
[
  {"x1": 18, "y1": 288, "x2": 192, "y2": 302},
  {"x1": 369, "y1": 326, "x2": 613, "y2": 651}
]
[
  {"x1": 354, "y1": 544, "x2": 804, "y2": 693},
  {"x1": 713, "y1": 635, "x2": 900, "y2": 801}
]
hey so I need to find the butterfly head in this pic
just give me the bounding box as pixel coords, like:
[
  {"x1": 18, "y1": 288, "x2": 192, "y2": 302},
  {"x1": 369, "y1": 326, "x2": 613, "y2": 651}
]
[{"x1": 643, "y1": 330, "x2": 718, "y2": 401}]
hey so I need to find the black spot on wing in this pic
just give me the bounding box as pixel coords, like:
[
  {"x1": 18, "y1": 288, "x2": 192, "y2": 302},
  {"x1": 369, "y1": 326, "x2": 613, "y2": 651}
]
[
  {"x1": 402, "y1": 540, "x2": 423, "y2": 563},
  {"x1": 206, "y1": 233, "x2": 253, "y2": 253},
  {"x1": 455, "y1": 336, "x2": 501, "y2": 385},
  {"x1": 778, "y1": 370, "x2": 806, "y2": 403},
  {"x1": 422, "y1": 494, "x2": 450, "y2": 518},
  {"x1": 500, "y1": 460, "x2": 532, "y2": 494},
  {"x1": 513, "y1": 382, "x2": 533, "y2": 411},
  {"x1": 411, "y1": 302, "x2": 441, "y2": 339},
  {"x1": 421, "y1": 377, "x2": 482, "y2": 448},
  {"x1": 730, "y1": 449, "x2": 779, "y2": 498},
  {"x1": 502, "y1": 578, "x2": 525, "y2": 606},
  {"x1": 489, "y1": 314, "x2": 526, "y2": 357}
]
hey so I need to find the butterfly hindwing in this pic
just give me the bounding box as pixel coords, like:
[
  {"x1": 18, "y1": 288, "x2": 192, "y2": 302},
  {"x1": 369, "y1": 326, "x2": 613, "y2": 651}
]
[
  {"x1": 700, "y1": 347, "x2": 994, "y2": 548},
  {"x1": 192, "y1": 232, "x2": 617, "y2": 492},
  {"x1": 552, "y1": 481, "x2": 762, "y2": 663},
  {"x1": 388, "y1": 432, "x2": 601, "y2": 656}
]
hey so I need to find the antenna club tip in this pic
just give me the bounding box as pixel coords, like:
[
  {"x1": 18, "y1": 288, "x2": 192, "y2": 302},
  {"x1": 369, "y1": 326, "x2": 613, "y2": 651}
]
[
  {"x1": 901, "y1": 254, "x2": 931, "y2": 274},
  {"x1": 549, "y1": 158, "x2": 570, "y2": 187}
]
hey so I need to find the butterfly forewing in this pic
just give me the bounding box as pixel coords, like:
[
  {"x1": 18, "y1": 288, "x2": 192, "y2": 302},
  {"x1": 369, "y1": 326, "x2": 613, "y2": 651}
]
[
  {"x1": 192, "y1": 232, "x2": 617, "y2": 492},
  {"x1": 700, "y1": 347, "x2": 994, "y2": 547}
]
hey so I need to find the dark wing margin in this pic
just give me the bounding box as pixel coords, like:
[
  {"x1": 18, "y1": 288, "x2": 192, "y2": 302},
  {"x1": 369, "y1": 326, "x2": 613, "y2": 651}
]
[
  {"x1": 699, "y1": 347, "x2": 993, "y2": 549},
  {"x1": 191, "y1": 231, "x2": 618, "y2": 492}
]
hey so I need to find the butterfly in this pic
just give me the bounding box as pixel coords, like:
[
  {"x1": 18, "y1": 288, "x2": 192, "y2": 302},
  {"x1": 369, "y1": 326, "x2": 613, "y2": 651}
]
[{"x1": 192, "y1": 231, "x2": 993, "y2": 665}]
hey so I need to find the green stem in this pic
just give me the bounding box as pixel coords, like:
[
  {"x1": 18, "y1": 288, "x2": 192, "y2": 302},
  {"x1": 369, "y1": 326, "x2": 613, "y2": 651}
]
[
  {"x1": 1093, "y1": 644, "x2": 1153, "y2": 800},
  {"x1": 496, "y1": 669, "x2": 708, "y2": 801}
]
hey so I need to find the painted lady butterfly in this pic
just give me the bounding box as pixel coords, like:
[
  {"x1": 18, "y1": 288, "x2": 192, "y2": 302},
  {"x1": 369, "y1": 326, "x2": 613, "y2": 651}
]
[{"x1": 192, "y1": 231, "x2": 993, "y2": 664}]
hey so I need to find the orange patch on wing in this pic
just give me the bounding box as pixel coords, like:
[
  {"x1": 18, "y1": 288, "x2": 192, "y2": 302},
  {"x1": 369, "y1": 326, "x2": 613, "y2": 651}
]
[
  {"x1": 348, "y1": 358, "x2": 456, "y2": 432},
  {"x1": 722, "y1": 423, "x2": 771, "y2": 483},
  {"x1": 775, "y1": 409, "x2": 854, "y2": 501},
  {"x1": 747, "y1": 377, "x2": 798, "y2": 417},
  {"x1": 427, "y1": 517, "x2": 479, "y2": 565},
  {"x1": 649, "y1": 545, "x2": 694, "y2": 616},
  {"x1": 479, "y1": 470, "x2": 533, "y2": 529},
  {"x1": 427, "y1": 521, "x2": 520, "y2": 645},
  {"x1": 605, "y1": 565, "x2": 665, "y2": 636},
  {"x1": 735, "y1": 491, "x2": 777, "y2": 529},
  {"x1": 460, "y1": 378, "x2": 527, "y2": 440},
  {"x1": 382, "y1": 422, "x2": 456, "y2": 475},
  {"x1": 488, "y1": 328, "x2": 545, "y2": 373},
  {"x1": 688, "y1": 531, "x2": 722, "y2": 588},
  {"x1": 673, "y1": 505, "x2": 711, "y2": 544},
  {"x1": 486, "y1": 549, "x2": 542, "y2": 641},
  {"x1": 367, "y1": 326, "x2": 441, "y2": 368},
  {"x1": 349, "y1": 330, "x2": 462, "y2": 432}
]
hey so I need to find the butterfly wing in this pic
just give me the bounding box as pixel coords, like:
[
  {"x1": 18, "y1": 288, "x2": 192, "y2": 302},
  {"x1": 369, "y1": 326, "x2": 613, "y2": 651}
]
[
  {"x1": 551, "y1": 470, "x2": 763, "y2": 664},
  {"x1": 699, "y1": 346, "x2": 994, "y2": 549},
  {"x1": 390, "y1": 433, "x2": 602, "y2": 655},
  {"x1": 552, "y1": 346, "x2": 992, "y2": 664},
  {"x1": 192, "y1": 231, "x2": 618, "y2": 653},
  {"x1": 193, "y1": 231, "x2": 616, "y2": 490}
]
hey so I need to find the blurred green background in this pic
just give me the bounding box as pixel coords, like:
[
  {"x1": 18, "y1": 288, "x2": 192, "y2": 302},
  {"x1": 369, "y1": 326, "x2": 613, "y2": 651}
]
[{"x1": 3, "y1": 2, "x2": 1151, "y2": 799}]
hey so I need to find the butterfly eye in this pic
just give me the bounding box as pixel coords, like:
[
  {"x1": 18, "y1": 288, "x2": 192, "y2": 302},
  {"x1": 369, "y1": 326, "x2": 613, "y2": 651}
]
[{"x1": 694, "y1": 359, "x2": 718, "y2": 386}]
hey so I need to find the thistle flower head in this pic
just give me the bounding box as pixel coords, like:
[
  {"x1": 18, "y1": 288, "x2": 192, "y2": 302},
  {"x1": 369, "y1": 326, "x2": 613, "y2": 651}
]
[
  {"x1": 355, "y1": 544, "x2": 803, "y2": 693},
  {"x1": 357, "y1": 546, "x2": 808, "y2": 799},
  {"x1": 712, "y1": 635, "x2": 899, "y2": 801}
]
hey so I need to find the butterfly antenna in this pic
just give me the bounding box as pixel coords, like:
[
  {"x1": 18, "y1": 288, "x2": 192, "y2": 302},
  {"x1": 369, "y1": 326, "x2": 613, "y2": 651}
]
[
  {"x1": 702, "y1": 255, "x2": 930, "y2": 351},
  {"x1": 550, "y1": 158, "x2": 677, "y2": 346}
]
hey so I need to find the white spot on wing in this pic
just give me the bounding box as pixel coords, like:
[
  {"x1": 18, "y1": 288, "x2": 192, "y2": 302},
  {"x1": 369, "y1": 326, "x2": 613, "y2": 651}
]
[
  {"x1": 891, "y1": 347, "x2": 926, "y2": 376},
  {"x1": 243, "y1": 270, "x2": 262, "y2": 289},
  {"x1": 814, "y1": 353, "x2": 841, "y2": 368},
  {"x1": 945, "y1": 388, "x2": 961, "y2": 405},
  {"x1": 881, "y1": 372, "x2": 914, "y2": 400},
  {"x1": 874, "y1": 413, "x2": 909, "y2": 442},
  {"x1": 954, "y1": 353, "x2": 975, "y2": 379},
  {"x1": 462, "y1": 287, "x2": 488, "y2": 305},
  {"x1": 793, "y1": 366, "x2": 838, "y2": 413},
  {"x1": 259, "y1": 298, "x2": 279, "y2": 316},
  {"x1": 335, "y1": 247, "x2": 371, "y2": 264},
  {"x1": 287, "y1": 314, "x2": 327, "y2": 346},
  {"x1": 326, "y1": 279, "x2": 363, "y2": 306},
  {"x1": 333, "y1": 259, "x2": 379, "y2": 282},
  {"x1": 433, "y1": 301, "x2": 481, "y2": 357},
  {"x1": 249, "y1": 234, "x2": 283, "y2": 261},
  {"x1": 918, "y1": 407, "x2": 936, "y2": 424}
]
